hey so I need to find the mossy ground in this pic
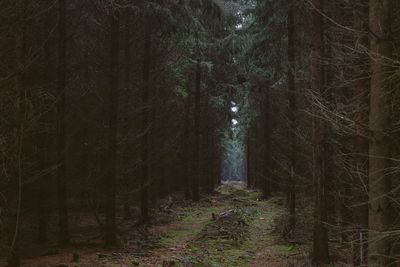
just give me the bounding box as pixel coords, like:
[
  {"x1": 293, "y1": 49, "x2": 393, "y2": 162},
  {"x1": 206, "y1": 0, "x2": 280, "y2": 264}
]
[
  {"x1": 22, "y1": 184, "x2": 306, "y2": 267},
  {"x1": 137, "y1": 184, "x2": 299, "y2": 267}
]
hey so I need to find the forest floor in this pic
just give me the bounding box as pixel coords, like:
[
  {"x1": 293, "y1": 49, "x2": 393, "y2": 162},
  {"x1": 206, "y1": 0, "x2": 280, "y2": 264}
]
[{"x1": 14, "y1": 184, "x2": 311, "y2": 267}]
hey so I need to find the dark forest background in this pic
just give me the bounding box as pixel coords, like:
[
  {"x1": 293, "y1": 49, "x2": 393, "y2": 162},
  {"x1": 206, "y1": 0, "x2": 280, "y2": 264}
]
[{"x1": 1, "y1": 0, "x2": 400, "y2": 266}]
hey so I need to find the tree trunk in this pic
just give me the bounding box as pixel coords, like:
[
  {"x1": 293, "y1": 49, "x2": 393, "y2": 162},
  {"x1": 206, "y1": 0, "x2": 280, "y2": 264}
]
[
  {"x1": 287, "y1": 0, "x2": 296, "y2": 232},
  {"x1": 7, "y1": 1, "x2": 26, "y2": 266},
  {"x1": 206, "y1": 122, "x2": 215, "y2": 193},
  {"x1": 352, "y1": 0, "x2": 369, "y2": 265},
  {"x1": 182, "y1": 90, "x2": 192, "y2": 199},
  {"x1": 368, "y1": 0, "x2": 393, "y2": 265},
  {"x1": 104, "y1": 7, "x2": 120, "y2": 247},
  {"x1": 192, "y1": 60, "x2": 201, "y2": 201},
  {"x1": 140, "y1": 19, "x2": 151, "y2": 223},
  {"x1": 210, "y1": 134, "x2": 217, "y2": 192},
  {"x1": 247, "y1": 128, "x2": 251, "y2": 188},
  {"x1": 322, "y1": 12, "x2": 339, "y2": 240},
  {"x1": 37, "y1": 8, "x2": 54, "y2": 244},
  {"x1": 254, "y1": 121, "x2": 260, "y2": 189},
  {"x1": 310, "y1": 0, "x2": 330, "y2": 264},
  {"x1": 122, "y1": 17, "x2": 132, "y2": 220},
  {"x1": 56, "y1": 0, "x2": 69, "y2": 247},
  {"x1": 262, "y1": 85, "x2": 272, "y2": 199},
  {"x1": 80, "y1": 36, "x2": 90, "y2": 209}
]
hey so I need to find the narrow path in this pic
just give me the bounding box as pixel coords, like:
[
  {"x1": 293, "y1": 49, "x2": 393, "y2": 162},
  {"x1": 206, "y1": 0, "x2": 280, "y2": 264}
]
[
  {"x1": 22, "y1": 185, "x2": 307, "y2": 267},
  {"x1": 249, "y1": 197, "x2": 307, "y2": 267},
  {"x1": 136, "y1": 197, "x2": 228, "y2": 266},
  {"x1": 135, "y1": 184, "x2": 305, "y2": 267}
]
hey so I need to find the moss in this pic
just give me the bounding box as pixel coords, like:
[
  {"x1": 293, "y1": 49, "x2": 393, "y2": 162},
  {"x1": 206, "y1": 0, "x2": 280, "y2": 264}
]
[
  {"x1": 169, "y1": 187, "x2": 271, "y2": 267},
  {"x1": 98, "y1": 185, "x2": 295, "y2": 267},
  {"x1": 159, "y1": 202, "x2": 227, "y2": 247}
]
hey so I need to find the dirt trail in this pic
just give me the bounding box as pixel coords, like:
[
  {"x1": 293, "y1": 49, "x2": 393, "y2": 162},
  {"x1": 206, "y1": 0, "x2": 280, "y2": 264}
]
[
  {"x1": 19, "y1": 185, "x2": 307, "y2": 267},
  {"x1": 114, "y1": 185, "x2": 307, "y2": 267}
]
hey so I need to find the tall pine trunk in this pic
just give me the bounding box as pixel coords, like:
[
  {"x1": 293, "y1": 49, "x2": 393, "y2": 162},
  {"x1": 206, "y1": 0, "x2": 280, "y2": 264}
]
[
  {"x1": 368, "y1": 0, "x2": 393, "y2": 265},
  {"x1": 246, "y1": 128, "x2": 251, "y2": 188},
  {"x1": 80, "y1": 32, "x2": 90, "y2": 209},
  {"x1": 37, "y1": 8, "x2": 54, "y2": 244},
  {"x1": 352, "y1": 0, "x2": 369, "y2": 265},
  {"x1": 7, "y1": 1, "x2": 26, "y2": 266},
  {"x1": 182, "y1": 91, "x2": 192, "y2": 200},
  {"x1": 56, "y1": 0, "x2": 69, "y2": 247},
  {"x1": 310, "y1": 0, "x2": 330, "y2": 264},
  {"x1": 140, "y1": 19, "x2": 151, "y2": 223},
  {"x1": 262, "y1": 85, "x2": 272, "y2": 198},
  {"x1": 287, "y1": 0, "x2": 296, "y2": 232},
  {"x1": 122, "y1": 18, "x2": 132, "y2": 220},
  {"x1": 104, "y1": 6, "x2": 120, "y2": 247},
  {"x1": 192, "y1": 60, "x2": 201, "y2": 201}
]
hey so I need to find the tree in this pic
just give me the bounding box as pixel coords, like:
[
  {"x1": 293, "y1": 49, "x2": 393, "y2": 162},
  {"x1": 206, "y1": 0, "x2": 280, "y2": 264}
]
[
  {"x1": 310, "y1": 0, "x2": 330, "y2": 264},
  {"x1": 246, "y1": 128, "x2": 251, "y2": 188},
  {"x1": 262, "y1": 84, "x2": 272, "y2": 199},
  {"x1": 352, "y1": 0, "x2": 369, "y2": 265},
  {"x1": 192, "y1": 59, "x2": 201, "y2": 201},
  {"x1": 122, "y1": 13, "x2": 132, "y2": 220},
  {"x1": 56, "y1": 0, "x2": 69, "y2": 247},
  {"x1": 6, "y1": 1, "x2": 26, "y2": 266},
  {"x1": 368, "y1": 0, "x2": 393, "y2": 265},
  {"x1": 36, "y1": 5, "x2": 55, "y2": 244},
  {"x1": 182, "y1": 91, "x2": 192, "y2": 200},
  {"x1": 140, "y1": 17, "x2": 151, "y2": 223},
  {"x1": 287, "y1": 0, "x2": 296, "y2": 232},
  {"x1": 104, "y1": 4, "x2": 120, "y2": 247}
]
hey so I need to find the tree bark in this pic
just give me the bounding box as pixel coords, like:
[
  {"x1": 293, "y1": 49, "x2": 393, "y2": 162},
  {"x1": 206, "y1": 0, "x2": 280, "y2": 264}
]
[
  {"x1": 206, "y1": 118, "x2": 215, "y2": 193},
  {"x1": 287, "y1": 0, "x2": 296, "y2": 232},
  {"x1": 192, "y1": 60, "x2": 201, "y2": 201},
  {"x1": 310, "y1": 0, "x2": 330, "y2": 264},
  {"x1": 80, "y1": 34, "x2": 90, "y2": 211},
  {"x1": 247, "y1": 127, "x2": 251, "y2": 188},
  {"x1": 262, "y1": 85, "x2": 272, "y2": 199},
  {"x1": 140, "y1": 19, "x2": 151, "y2": 223},
  {"x1": 210, "y1": 133, "x2": 217, "y2": 192},
  {"x1": 56, "y1": 0, "x2": 69, "y2": 247},
  {"x1": 352, "y1": 0, "x2": 369, "y2": 265},
  {"x1": 368, "y1": 0, "x2": 393, "y2": 265},
  {"x1": 7, "y1": 1, "x2": 26, "y2": 266},
  {"x1": 122, "y1": 16, "x2": 132, "y2": 220},
  {"x1": 104, "y1": 7, "x2": 120, "y2": 247},
  {"x1": 36, "y1": 7, "x2": 54, "y2": 244},
  {"x1": 182, "y1": 90, "x2": 192, "y2": 200}
]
